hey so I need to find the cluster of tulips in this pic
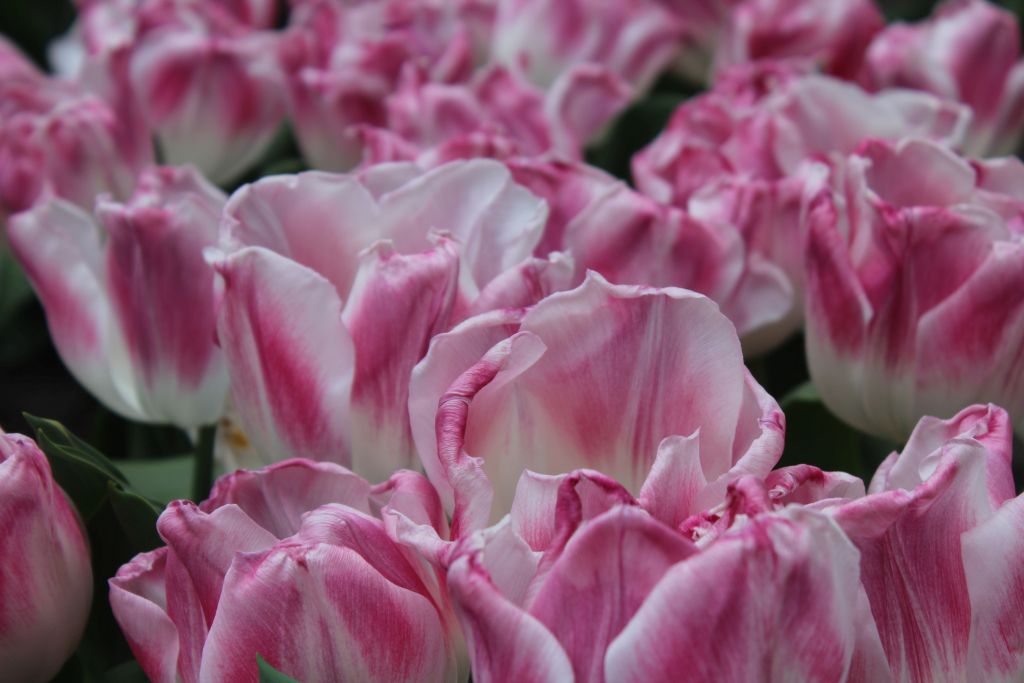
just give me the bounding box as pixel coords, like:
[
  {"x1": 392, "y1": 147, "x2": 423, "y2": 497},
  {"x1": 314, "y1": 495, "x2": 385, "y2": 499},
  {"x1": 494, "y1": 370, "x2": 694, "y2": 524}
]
[{"x1": 3, "y1": 0, "x2": 1024, "y2": 681}]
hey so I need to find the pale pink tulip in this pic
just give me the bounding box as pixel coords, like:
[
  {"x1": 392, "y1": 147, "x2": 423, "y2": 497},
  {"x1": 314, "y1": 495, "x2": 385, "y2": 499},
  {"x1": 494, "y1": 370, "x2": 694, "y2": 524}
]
[
  {"x1": 281, "y1": 0, "x2": 488, "y2": 171},
  {"x1": 409, "y1": 272, "x2": 785, "y2": 534},
  {"x1": 110, "y1": 459, "x2": 458, "y2": 683},
  {"x1": 212, "y1": 160, "x2": 559, "y2": 480},
  {"x1": 8, "y1": 166, "x2": 229, "y2": 428},
  {"x1": 859, "y1": 0, "x2": 1024, "y2": 156},
  {"x1": 708, "y1": 404, "x2": 1024, "y2": 682}
]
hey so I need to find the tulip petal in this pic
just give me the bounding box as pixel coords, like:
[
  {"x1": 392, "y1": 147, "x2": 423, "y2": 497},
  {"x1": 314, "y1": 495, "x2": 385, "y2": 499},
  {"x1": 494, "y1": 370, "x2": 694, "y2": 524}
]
[
  {"x1": 376, "y1": 159, "x2": 548, "y2": 289},
  {"x1": 8, "y1": 198, "x2": 141, "y2": 419},
  {"x1": 202, "y1": 459, "x2": 373, "y2": 539},
  {"x1": 409, "y1": 308, "x2": 526, "y2": 512},
  {"x1": 213, "y1": 247, "x2": 354, "y2": 466},
  {"x1": 98, "y1": 169, "x2": 227, "y2": 427},
  {"x1": 343, "y1": 240, "x2": 461, "y2": 481},
  {"x1": 834, "y1": 439, "x2": 995, "y2": 682},
  {"x1": 447, "y1": 551, "x2": 574, "y2": 683},
  {"x1": 221, "y1": 172, "x2": 381, "y2": 300},
  {"x1": 528, "y1": 506, "x2": 696, "y2": 682},
  {"x1": 963, "y1": 493, "x2": 1024, "y2": 682},
  {"x1": 604, "y1": 508, "x2": 862, "y2": 683},
  {"x1": 109, "y1": 549, "x2": 179, "y2": 683},
  {"x1": 199, "y1": 543, "x2": 451, "y2": 683}
]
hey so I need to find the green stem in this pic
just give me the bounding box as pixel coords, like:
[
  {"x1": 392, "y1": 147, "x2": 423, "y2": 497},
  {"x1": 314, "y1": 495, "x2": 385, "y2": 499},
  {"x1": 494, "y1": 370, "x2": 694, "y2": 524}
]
[{"x1": 191, "y1": 425, "x2": 217, "y2": 501}]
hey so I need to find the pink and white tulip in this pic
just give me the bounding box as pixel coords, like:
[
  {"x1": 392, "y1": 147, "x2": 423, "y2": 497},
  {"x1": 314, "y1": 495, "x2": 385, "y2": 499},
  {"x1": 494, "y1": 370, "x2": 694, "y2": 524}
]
[
  {"x1": 0, "y1": 432, "x2": 92, "y2": 683},
  {"x1": 8, "y1": 166, "x2": 229, "y2": 428},
  {"x1": 715, "y1": 0, "x2": 884, "y2": 80},
  {"x1": 490, "y1": 0, "x2": 682, "y2": 92},
  {"x1": 805, "y1": 137, "x2": 1024, "y2": 441},
  {"x1": 61, "y1": 1, "x2": 285, "y2": 184},
  {"x1": 213, "y1": 159, "x2": 559, "y2": 480},
  {"x1": 634, "y1": 62, "x2": 971, "y2": 353},
  {"x1": 359, "y1": 63, "x2": 632, "y2": 165},
  {"x1": 712, "y1": 404, "x2": 1024, "y2": 682},
  {"x1": 409, "y1": 272, "x2": 785, "y2": 533},
  {"x1": 281, "y1": 0, "x2": 487, "y2": 171},
  {"x1": 110, "y1": 459, "x2": 460, "y2": 683},
  {"x1": 859, "y1": 0, "x2": 1024, "y2": 156},
  {"x1": 0, "y1": 39, "x2": 150, "y2": 216},
  {"x1": 447, "y1": 469, "x2": 866, "y2": 682}
]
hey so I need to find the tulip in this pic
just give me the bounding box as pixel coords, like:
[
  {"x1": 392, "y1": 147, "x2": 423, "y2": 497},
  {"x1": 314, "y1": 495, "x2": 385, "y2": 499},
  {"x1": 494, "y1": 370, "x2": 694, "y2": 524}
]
[
  {"x1": 0, "y1": 432, "x2": 92, "y2": 683},
  {"x1": 0, "y1": 39, "x2": 150, "y2": 216},
  {"x1": 633, "y1": 62, "x2": 971, "y2": 354},
  {"x1": 110, "y1": 459, "x2": 459, "y2": 683},
  {"x1": 7, "y1": 165, "x2": 229, "y2": 428},
  {"x1": 280, "y1": 0, "x2": 486, "y2": 171},
  {"x1": 504, "y1": 156, "x2": 799, "y2": 352},
  {"x1": 359, "y1": 63, "x2": 631, "y2": 166},
  {"x1": 491, "y1": 0, "x2": 682, "y2": 94},
  {"x1": 711, "y1": 404, "x2": 1024, "y2": 682},
  {"x1": 60, "y1": 1, "x2": 286, "y2": 185},
  {"x1": 127, "y1": 8, "x2": 286, "y2": 184},
  {"x1": 805, "y1": 137, "x2": 1024, "y2": 441},
  {"x1": 212, "y1": 159, "x2": 559, "y2": 480},
  {"x1": 447, "y1": 467, "x2": 867, "y2": 682},
  {"x1": 859, "y1": 0, "x2": 1024, "y2": 156},
  {"x1": 409, "y1": 272, "x2": 785, "y2": 533},
  {"x1": 715, "y1": 0, "x2": 884, "y2": 79}
]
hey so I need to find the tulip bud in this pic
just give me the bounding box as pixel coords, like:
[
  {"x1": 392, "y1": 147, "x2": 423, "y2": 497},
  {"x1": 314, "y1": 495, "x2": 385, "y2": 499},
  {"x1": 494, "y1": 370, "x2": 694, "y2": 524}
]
[
  {"x1": 805, "y1": 138, "x2": 1024, "y2": 441},
  {"x1": 0, "y1": 432, "x2": 92, "y2": 683},
  {"x1": 110, "y1": 460, "x2": 458, "y2": 683},
  {"x1": 8, "y1": 165, "x2": 229, "y2": 428}
]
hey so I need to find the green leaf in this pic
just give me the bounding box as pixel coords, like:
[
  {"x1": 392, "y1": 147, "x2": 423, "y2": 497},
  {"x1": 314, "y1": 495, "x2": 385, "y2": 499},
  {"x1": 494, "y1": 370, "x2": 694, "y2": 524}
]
[
  {"x1": 778, "y1": 382, "x2": 864, "y2": 479},
  {"x1": 107, "y1": 481, "x2": 163, "y2": 550},
  {"x1": 24, "y1": 413, "x2": 129, "y2": 520},
  {"x1": 119, "y1": 454, "x2": 194, "y2": 504},
  {"x1": 24, "y1": 414, "x2": 163, "y2": 551},
  {"x1": 258, "y1": 655, "x2": 302, "y2": 683}
]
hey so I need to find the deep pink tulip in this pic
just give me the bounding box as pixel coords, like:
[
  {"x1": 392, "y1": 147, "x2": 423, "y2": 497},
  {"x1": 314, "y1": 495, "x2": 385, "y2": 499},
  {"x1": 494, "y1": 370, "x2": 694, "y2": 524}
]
[
  {"x1": 805, "y1": 137, "x2": 1024, "y2": 441},
  {"x1": 715, "y1": 0, "x2": 883, "y2": 79},
  {"x1": 634, "y1": 61, "x2": 970, "y2": 353},
  {"x1": 0, "y1": 432, "x2": 92, "y2": 683}
]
